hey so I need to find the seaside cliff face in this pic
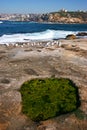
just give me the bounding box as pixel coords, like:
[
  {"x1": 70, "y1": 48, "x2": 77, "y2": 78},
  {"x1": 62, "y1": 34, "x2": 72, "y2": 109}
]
[
  {"x1": 0, "y1": 11, "x2": 87, "y2": 23},
  {"x1": 46, "y1": 11, "x2": 87, "y2": 23},
  {"x1": 0, "y1": 39, "x2": 87, "y2": 130}
]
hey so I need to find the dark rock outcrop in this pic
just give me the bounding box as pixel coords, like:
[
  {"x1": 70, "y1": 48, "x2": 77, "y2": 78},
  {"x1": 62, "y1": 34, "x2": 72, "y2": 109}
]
[
  {"x1": 66, "y1": 34, "x2": 76, "y2": 40},
  {"x1": 76, "y1": 32, "x2": 87, "y2": 36}
]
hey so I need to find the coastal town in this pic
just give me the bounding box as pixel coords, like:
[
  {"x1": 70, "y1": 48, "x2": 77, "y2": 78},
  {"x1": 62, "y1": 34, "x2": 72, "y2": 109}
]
[{"x1": 0, "y1": 9, "x2": 87, "y2": 23}]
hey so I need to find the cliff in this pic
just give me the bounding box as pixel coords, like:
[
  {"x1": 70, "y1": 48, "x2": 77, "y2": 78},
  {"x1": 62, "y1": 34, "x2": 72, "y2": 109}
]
[
  {"x1": 0, "y1": 11, "x2": 87, "y2": 23},
  {"x1": 37, "y1": 11, "x2": 87, "y2": 23}
]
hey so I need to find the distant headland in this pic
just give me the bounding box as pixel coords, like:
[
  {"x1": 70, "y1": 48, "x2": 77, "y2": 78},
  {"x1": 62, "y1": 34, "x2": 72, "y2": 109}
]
[{"x1": 0, "y1": 9, "x2": 87, "y2": 23}]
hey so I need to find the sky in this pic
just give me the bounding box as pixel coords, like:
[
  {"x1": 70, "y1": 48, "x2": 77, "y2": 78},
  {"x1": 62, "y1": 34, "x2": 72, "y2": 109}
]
[{"x1": 0, "y1": 0, "x2": 87, "y2": 14}]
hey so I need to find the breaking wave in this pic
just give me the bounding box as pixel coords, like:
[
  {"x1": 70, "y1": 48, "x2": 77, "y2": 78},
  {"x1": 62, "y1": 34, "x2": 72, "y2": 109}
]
[
  {"x1": 0, "y1": 29, "x2": 77, "y2": 44},
  {"x1": 0, "y1": 21, "x2": 3, "y2": 24}
]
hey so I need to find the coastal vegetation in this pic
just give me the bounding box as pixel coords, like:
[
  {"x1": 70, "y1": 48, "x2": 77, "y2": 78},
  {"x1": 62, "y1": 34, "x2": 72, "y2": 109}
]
[
  {"x1": 0, "y1": 11, "x2": 87, "y2": 23},
  {"x1": 51, "y1": 11, "x2": 87, "y2": 19},
  {"x1": 20, "y1": 78, "x2": 80, "y2": 121}
]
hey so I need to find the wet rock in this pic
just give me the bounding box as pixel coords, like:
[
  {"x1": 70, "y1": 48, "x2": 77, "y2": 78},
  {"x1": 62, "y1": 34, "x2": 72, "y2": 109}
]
[{"x1": 76, "y1": 32, "x2": 87, "y2": 36}]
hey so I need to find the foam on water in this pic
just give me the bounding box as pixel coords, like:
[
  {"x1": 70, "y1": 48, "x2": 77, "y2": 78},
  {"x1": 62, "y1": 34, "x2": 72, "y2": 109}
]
[
  {"x1": 0, "y1": 21, "x2": 3, "y2": 24},
  {"x1": 0, "y1": 29, "x2": 76, "y2": 44}
]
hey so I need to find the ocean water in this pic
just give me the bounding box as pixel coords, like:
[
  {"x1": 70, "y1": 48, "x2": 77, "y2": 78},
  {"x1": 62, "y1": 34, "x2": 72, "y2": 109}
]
[{"x1": 0, "y1": 21, "x2": 87, "y2": 44}]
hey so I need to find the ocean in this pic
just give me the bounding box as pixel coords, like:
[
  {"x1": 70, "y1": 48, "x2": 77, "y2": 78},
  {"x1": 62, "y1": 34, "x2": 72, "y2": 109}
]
[{"x1": 0, "y1": 21, "x2": 87, "y2": 44}]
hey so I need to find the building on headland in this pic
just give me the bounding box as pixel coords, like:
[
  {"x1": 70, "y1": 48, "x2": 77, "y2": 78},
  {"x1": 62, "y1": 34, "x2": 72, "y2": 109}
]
[{"x1": 59, "y1": 8, "x2": 68, "y2": 12}]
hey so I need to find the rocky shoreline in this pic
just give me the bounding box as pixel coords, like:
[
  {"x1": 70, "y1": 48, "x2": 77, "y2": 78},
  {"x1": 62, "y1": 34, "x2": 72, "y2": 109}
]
[
  {"x1": 0, "y1": 11, "x2": 87, "y2": 23},
  {"x1": 0, "y1": 38, "x2": 87, "y2": 130}
]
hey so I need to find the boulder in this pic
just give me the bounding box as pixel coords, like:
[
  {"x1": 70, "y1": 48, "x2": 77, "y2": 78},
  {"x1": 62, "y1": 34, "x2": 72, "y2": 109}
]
[{"x1": 66, "y1": 34, "x2": 76, "y2": 40}]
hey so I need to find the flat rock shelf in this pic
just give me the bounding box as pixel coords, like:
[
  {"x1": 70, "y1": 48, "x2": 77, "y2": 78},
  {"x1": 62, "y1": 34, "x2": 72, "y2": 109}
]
[{"x1": 0, "y1": 38, "x2": 87, "y2": 130}]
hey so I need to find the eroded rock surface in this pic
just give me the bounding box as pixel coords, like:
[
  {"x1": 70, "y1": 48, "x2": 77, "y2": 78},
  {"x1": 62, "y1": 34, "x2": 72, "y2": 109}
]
[{"x1": 0, "y1": 39, "x2": 87, "y2": 130}]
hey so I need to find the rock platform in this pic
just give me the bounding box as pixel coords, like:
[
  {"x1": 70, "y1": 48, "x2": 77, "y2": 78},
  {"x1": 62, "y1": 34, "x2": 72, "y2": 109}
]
[{"x1": 0, "y1": 39, "x2": 87, "y2": 130}]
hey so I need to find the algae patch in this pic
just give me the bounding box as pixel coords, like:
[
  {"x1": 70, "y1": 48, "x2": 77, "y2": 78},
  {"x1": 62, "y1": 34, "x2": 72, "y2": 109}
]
[{"x1": 20, "y1": 78, "x2": 80, "y2": 121}]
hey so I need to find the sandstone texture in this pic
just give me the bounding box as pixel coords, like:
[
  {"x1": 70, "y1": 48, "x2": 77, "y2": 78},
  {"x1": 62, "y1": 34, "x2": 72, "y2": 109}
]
[{"x1": 0, "y1": 39, "x2": 87, "y2": 130}]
